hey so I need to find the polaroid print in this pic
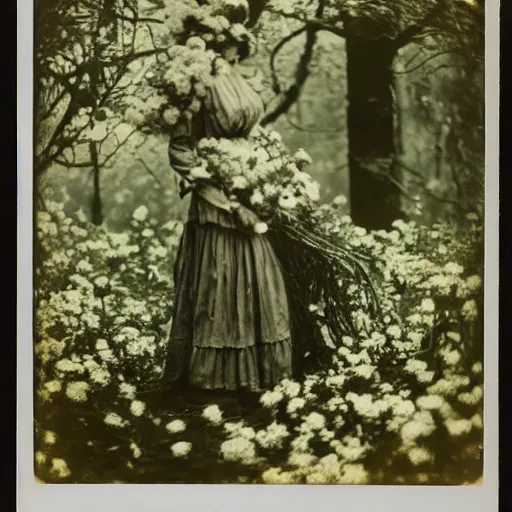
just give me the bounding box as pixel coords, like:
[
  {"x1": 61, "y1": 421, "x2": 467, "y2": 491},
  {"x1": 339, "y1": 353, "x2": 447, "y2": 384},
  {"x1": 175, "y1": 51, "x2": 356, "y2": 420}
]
[{"x1": 30, "y1": 0, "x2": 489, "y2": 488}]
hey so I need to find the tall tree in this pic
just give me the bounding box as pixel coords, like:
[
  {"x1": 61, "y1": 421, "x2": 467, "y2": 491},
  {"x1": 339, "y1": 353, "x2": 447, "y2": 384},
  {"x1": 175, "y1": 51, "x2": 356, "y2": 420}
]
[{"x1": 260, "y1": 0, "x2": 484, "y2": 229}]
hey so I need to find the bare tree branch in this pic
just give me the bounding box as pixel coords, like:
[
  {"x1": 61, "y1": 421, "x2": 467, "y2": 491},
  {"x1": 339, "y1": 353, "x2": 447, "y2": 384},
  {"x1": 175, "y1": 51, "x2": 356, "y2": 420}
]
[
  {"x1": 269, "y1": 26, "x2": 308, "y2": 94},
  {"x1": 285, "y1": 112, "x2": 345, "y2": 133},
  {"x1": 261, "y1": 26, "x2": 318, "y2": 126},
  {"x1": 262, "y1": 0, "x2": 327, "y2": 126},
  {"x1": 393, "y1": 0, "x2": 447, "y2": 50},
  {"x1": 393, "y1": 50, "x2": 456, "y2": 74},
  {"x1": 137, "y1": 157, "x2": 163, "y2": 188}
]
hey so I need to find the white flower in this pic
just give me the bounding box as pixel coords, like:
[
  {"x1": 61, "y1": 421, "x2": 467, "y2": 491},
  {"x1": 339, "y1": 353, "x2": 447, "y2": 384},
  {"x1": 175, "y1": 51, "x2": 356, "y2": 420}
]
[
  {"x1": 304, "y1": 180, "x2": 320, "y2": 201},
  {"x1": 466, "y1": 275, "x2": 482, "y2": 292},
  {"x1": 352, "y1": 364, "x2": 376, "y2": 379},
  {"x1": 50, "y1": 458, "x2": 71, "y2": 478},
  {"x1": 260, "y1": 389, "x2": 283, "y2": 407},
  {"x1": 65, "y1": 381, "x2": 89, "y2": 402},
  {"x1": 294, "y1": 148, "x2": 312, "y2": 164},
  {"x1": 392, "y1": 399, "x2": 415, "y2": 417},
  {"x1": 278, "y1": 194, "x2": 298, "y2": 210},
  {"x1": 304, "y1": 412, "x2": 326, "y2": 430},
  {"x1": 440, "y1": 349, "x2": 461, "y2": 366},
  {"x1": 280, "y1": 379, "x2": 301, "y2": 398},
  {"x1": 202, "y1": 404, "x2": 223, "y2": 425},
  {"x1": 130, "y1": 400, "x2": 146, "y2": 417},
  {"x1": 286, "y1": 397, "x2": 306, "y2": 415},
  {"x1": 186, "y1": 36, "x2": 206, "y2": 51},
  {"x1": 406, "y1": 313, "x2": 422, "y2": 325},
  {"x1": 290, "y1": 433, "x2": 314, "y2": 453},
  {"x1": 35, "y1": 451, "x2": 46, "y2": 465},
  {"x1": 446, "y1": 331, "x2": 461, "y2": 343},
  {"x1": 420, "y1": 298, "x2": 435, "y2": 313},
  {"x1": 224, "y1": 421, "x2": 244, "y2": 435},
  {"x1": 44, "y1": 380, "x2": 62, "y2": 393},
  {"x1": 95, "y1": 339, "x2": 109, "y2": 351},
  {"x1": 457, "y1": 386, "x2": 483, "y2": 405},
  {"x1": 338, "y1": 463, "x2": 369, "y2": 484},
  {"x1": 132, "y1": 205, "x2": 149, "y2": 222},
  {"x1": 444, "y1": 262, "x2": 464, "y2": 275},
  {"x1": 55, "y1": 358, "x2": 84, "y2": 374},
  {"x1": 250, "y1": 189, "x2": 264, "y2": 205},
  {"x1": 341, "y1": 336, "x2": 354, "y2": 347},
  {"x1": 165, "y1": 419, "x2": 186, "y2": 434},
  {"x1": 472, "y1": 362, "x2": 483, "y2": 375},
  {"x1": 325, "y1": 375, "x2": 346, "y2": 387},
  {"x1": 104, "y1": 412, "x2": 128, "y2": 428},
  {"x1": 405, "y1": 359, "x2": 428, "y2": 374},
  {"x1": 333, "y1": 194, "x2": 348, "y2": 206},
  {"x1": 380, "y1": 383, "x2": 393, "y2": 394},
  {"x1": 93, "y1": 276, "x2": 109, "y2": 288},
  {"x1": 461, "y1": 299, "x2": 478, "y2": 321},
  {"x1": 76, "y1": 260, "x2": 93, "y2": 273},
  {"x1": 319, "y1": 429, "x2": 335, "y2": 442},
  {"x1": 232, "y1": 176, "x2": 249, "y2": 189},
  {"x1": 162, "y1": 107, "x2": 180, "y2": 127},
  {"x1": 237, "y1": 427, "x2": 256, "y2": 440},
  {"x1": 170, "y1": 441, "x2": 192, "y2": 458},
  {"x1": 288, "y1": 452, "x2": 316, "y2": 468},
  {"x1": 262, "y1": 467, "x2": 295, "y2": 484},
  {"x1": 254, "y1": 222, "x2": 268, "y2": 234},
  {"x1": 416, "y1": 395, "x2": 445, "y2": 411},
  {"x1": 386, "y1": 325, "x2": 402, "y2": 339},
  {"x1": 331, "y1": 437, "x2": 368, "y2": 462},
  {"x1": 408, "y1": 446, "x2": 433, "y2": 466},
  {"x1": 44, "y1": 431, "x2": 57, "y2": 445},
  {"x1": 220, "y1": 437, "x2": 256, "y2": 464},
  {"x1": 445, "y1": 418, "x2": 473, "y2": 437},
  {"x1": 88, "y1": 367, "x2": 111, "y2": 387},
  {"x1": 416, "y1": 371, "x2": 435, "y2": 384},
  {"x1": 255, "y1": 422, "x2": 289, "y2": 449},
  {"x1": 130, "y1": 442, "x2": 142, "y2": 459},
  {"x1": 471, "y1": 413, "x2": 483, "y2": 429},
  {"x1": 400, "y1": 417, "x2": 436, "y2": 445}
]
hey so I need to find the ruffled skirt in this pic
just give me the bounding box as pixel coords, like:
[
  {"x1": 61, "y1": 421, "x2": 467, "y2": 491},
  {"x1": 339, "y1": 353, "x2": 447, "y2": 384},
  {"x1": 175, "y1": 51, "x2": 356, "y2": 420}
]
[{"x1": 164, "y1": 201, "x2": 292, "y2": 391}]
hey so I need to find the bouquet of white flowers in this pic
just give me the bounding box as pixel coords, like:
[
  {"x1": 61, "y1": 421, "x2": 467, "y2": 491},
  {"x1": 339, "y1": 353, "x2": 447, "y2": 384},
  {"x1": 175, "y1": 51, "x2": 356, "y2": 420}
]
[
  {"x1": 122, "y1": 38, "x2": 221, "y2": 133},
  {"x1": 190, "y1": 126, "x2": 320, "y2": 229}
]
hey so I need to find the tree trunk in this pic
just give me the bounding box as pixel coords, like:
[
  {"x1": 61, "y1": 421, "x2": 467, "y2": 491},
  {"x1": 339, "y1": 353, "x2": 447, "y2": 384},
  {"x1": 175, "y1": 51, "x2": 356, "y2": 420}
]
[
  {"x1": 345, "y1": 36, "x2": 406, "y2": 230},
  {"x1": 90, "y1": 142, "x2": 103, "y2": 226}
]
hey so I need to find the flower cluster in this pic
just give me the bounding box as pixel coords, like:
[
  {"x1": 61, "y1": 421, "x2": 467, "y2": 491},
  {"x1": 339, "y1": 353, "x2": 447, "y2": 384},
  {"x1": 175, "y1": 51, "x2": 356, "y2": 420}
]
[
  {"x1": 122, "y1": 39, "x2": 220, "y2": 133},
  {"x1": 192, "y1": 125, "x2": 319, "y2": 230},
  {"x1": 33, "y1": 198, "x2": 483, "y2": 485},
  {"x1": 120, "y1": 0, "x2": 254, "y2": 134}
]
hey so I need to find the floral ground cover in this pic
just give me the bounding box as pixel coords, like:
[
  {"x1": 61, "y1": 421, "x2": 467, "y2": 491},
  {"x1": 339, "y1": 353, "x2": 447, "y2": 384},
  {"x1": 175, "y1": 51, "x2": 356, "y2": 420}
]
[{"x1": 34, "y1": 199, "x2": 483, "y2": 485}]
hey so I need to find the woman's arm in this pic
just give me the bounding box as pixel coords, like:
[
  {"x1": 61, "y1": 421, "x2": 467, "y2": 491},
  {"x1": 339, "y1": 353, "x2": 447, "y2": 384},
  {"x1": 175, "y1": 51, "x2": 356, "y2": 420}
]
[
  {"x1": 168, "y1": 121, "x2": 200, "y2": 198},
  {"x1": 168, "y1": 120, "x2": 232, "y2": 212}
]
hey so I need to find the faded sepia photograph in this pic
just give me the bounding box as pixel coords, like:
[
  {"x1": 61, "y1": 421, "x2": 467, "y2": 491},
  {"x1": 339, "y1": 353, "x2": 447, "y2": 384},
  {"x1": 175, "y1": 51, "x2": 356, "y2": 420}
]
[{"x1": 33, "y1": 0, "x2": 485, "y2": 485}]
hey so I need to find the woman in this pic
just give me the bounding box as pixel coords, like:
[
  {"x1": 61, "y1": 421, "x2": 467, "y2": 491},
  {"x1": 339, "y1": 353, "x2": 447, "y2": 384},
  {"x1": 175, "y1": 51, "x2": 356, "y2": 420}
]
[{"x1": 163, "y1": 41, "x2": 293, "y2": 392}]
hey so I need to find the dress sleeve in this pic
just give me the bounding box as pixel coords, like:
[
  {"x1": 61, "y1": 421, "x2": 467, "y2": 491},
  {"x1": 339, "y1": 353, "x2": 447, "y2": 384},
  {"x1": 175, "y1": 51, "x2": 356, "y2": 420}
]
[
  {"x1": 168, "y1": 120, "x2": 200, "y2": 199},
  {"x1": 168, "y1": 118, "x2": 232, "y2": 212}
]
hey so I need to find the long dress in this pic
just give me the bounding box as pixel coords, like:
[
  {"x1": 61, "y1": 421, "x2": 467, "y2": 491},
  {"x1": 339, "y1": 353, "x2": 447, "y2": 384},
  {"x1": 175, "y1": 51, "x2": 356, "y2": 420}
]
[{"x1": 163, "y1": 66, "x2": 292, "y2": 392}]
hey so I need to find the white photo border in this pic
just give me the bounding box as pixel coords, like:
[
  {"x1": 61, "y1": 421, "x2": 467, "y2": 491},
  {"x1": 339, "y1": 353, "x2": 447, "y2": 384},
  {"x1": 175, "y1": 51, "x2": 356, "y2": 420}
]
[{"x1": 17, "y1": 0, "x2": 499, "y2": 510}]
